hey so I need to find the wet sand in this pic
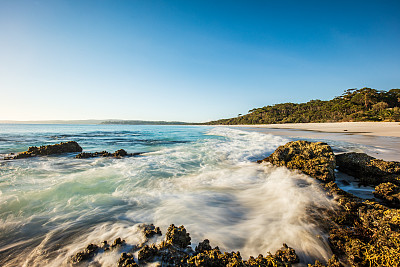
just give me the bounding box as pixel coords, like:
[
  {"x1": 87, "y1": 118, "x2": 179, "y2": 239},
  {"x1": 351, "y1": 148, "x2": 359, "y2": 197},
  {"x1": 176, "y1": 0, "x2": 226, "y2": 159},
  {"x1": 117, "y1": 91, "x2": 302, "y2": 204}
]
[
  {"x1": 225, "y1": 122, "x2": 400, "y2": 161},
  {"x1": 231, "y1": 122, "x2": 400, "y2": 137}
]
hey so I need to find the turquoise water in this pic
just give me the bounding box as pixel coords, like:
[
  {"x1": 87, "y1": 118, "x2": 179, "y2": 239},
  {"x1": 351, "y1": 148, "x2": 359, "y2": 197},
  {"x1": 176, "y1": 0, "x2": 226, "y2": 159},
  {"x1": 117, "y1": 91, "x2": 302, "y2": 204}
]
[{"x1": 1, "y1": 125, "x2": 341, "y2": 266}]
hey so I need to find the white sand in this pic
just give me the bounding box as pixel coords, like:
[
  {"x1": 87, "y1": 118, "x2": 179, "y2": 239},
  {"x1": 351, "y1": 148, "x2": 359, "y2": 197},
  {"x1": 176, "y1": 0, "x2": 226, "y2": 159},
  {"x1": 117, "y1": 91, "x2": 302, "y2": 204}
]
[
  {"x1": 231, "y1": 122, "x2": 400, "y2": 138},
  {"x1": 221, "y1": 122, "x2": 400, "y2": 161}
]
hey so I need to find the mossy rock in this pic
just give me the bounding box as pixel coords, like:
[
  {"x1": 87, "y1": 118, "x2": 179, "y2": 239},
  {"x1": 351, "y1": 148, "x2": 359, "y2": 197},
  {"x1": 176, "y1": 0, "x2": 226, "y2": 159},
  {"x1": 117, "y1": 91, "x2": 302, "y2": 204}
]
[
  {"x1": 336, "y1": 153, "x2": 400, "y2": 185},
  {"x1": 259, "y1": 140, "x2": 336, "y2": 182}
]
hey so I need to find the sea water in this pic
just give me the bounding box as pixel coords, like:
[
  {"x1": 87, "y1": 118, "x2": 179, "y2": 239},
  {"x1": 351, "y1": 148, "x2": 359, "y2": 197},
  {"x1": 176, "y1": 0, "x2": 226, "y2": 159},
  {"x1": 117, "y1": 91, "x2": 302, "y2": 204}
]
[{"x1": 0, "y1": 124, "x2": 380, "y2": 266}]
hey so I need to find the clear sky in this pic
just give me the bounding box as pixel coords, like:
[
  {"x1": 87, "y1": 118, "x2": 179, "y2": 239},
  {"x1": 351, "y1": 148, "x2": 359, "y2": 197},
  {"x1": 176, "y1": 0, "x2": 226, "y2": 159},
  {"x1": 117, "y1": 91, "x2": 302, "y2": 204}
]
[{"x1": 1, "y1": 0, "x2": 399, "y2": 122}]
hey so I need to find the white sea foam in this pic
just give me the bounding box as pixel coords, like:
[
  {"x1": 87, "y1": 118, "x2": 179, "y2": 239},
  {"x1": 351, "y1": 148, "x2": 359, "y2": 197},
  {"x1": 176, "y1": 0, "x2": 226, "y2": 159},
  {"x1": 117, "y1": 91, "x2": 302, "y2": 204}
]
[{"x1": 0, "y1": 127, "x2": 337, "y2": 266}]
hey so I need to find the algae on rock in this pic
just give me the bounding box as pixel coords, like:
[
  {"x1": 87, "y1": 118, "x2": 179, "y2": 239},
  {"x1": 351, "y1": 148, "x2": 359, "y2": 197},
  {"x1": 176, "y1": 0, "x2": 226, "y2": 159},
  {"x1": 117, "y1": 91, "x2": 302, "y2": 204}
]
[{"x1": 258, "y1": 140, "x2": 336, "y2": 182}]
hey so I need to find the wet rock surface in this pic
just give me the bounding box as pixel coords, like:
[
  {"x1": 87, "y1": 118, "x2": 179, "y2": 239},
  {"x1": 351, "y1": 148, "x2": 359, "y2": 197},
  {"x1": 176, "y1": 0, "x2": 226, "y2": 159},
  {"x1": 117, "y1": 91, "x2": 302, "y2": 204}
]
[
  {"x1": 3, "y1": 142, "x2": 143, "y2": 160},
  {"x1": 258, "y1": 140, "x2": 336, "y2": 182},
  {"x1": 72, "y1": 224, "x2": 302, "y2": 267},
  {"x1": 75, "y1": 149, "x2": 142, "y2": 158},
  {"x1": 336, "y1": 152, "x2": 400, "y2": 185},
  {"x1": 373, "y1": 182, "x2": 400, "y2": 207},
  {"x1": 263, "y1": 141, "x2": 400, "y2": 266},
  {"x1": 5, "y1": 141, "x2": 82, "y2": 159}
]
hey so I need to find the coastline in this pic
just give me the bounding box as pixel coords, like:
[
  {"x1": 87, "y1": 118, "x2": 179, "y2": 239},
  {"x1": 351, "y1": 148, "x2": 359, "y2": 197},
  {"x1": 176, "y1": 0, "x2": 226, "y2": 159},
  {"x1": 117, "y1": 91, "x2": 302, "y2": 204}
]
[
  {"x1": 221, "y1": 122, "x2": 400, "y2": 162},
  {"x1": 223, "y1": 122, "x2": 400, "y2": 138}
]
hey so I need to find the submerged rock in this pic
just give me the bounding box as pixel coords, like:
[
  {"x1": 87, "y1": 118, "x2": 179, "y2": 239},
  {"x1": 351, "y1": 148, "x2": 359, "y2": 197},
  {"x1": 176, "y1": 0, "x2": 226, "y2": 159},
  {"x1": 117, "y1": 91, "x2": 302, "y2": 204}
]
[
  {"x1": 7, "y1": 141, "x2": 82, "y2": 159},
  {"x1": 336, "y1": 152, "x2": 400, "y2": 185},
  {"x1": 258, "y1": 140, "x2": 336, "y2": 182}
]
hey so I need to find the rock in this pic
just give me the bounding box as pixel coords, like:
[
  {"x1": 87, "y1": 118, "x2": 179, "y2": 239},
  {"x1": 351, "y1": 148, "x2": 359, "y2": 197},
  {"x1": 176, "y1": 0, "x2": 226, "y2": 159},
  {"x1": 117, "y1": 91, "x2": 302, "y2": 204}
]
[
  {"x1": 71, "y1": 243, "x2": 99, "y2": 264},
  {"x1": 139, "y1": 223, "x2": 162, "y2": 238},
  {"x1": 118, "y1": 252, "x2": 138, "y2": 267},
  {"x1": 138, "y1": 244, "x2": 159, "y2": 262},
  {"x1": 75, "y1": 151, "x2": 111, "y2": 158},
  {"x1": 12, "y1": 141, "x2": 82, "y2": 159},
  {"x1": 373, "y1": 182, "x2": 400, "y2": 207},
  {"x1": 110, "y1": 237, "x2": 125, "y2": 249},
  {"x1": 258, "y1": 140, "x2": 336, "y2": 182},
  {"x1": 274, "y1": 243, "x2": 299, "y2": 264},
  {"x1": 195, "y1": 239, "x2": 212, "y2": 253},
  {"x1": 113, "y1": 149, "x2": 128, "y2": 157},
  {"x1": 164, "y1": 224, "x2": 191, "y2": 248},
  {"x1": 75, "y1": 149, "x2": 141, "y2": 159},
  {"x1": 336, "y1": 152, "x2": 400, "y2": 185}
]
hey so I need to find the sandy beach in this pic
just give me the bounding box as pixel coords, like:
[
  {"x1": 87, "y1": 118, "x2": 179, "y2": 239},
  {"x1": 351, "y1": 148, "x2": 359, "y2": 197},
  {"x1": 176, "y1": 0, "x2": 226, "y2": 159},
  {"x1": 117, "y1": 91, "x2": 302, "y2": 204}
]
[
  {"x1": 225, "y1": 122, "x2": 400, "y2": 161},
  {"x1": 231, "y1": 122, "x2": 400, "y2": 138}
]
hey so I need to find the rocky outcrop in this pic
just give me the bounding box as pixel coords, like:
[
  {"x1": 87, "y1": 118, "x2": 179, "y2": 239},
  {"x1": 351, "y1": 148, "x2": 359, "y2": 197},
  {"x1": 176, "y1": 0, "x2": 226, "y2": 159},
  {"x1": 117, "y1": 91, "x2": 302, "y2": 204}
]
[
  {"x1": 322, "y1": 181, "x2": 400, "y2": 267},
  {"x1": 258, "y1": 140, "x2": 336, "y2": 182},
  {"x1": 6, "y1": 141, "x2": 82, "y2": 159},
  {"x1": 336, "y1": 152, "x2": 400, "y2": 185},
  {"x1": 75, "y1": 149, "x2": 142, "y2": 159},
  {"x1": 71, "y1": 224, "x2": 301, "y2": 267}
]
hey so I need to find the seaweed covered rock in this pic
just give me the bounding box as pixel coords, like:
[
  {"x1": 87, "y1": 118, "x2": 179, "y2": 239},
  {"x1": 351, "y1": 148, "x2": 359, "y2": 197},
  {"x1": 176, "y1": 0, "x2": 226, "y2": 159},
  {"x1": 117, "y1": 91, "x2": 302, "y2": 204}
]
[
  {"x1": 325, "y1": 180, "x2": 400, "y2": 267},
  {"x1": 139, "y1": 223, "x2": 162, "y2": 238},
  {"x1": 138, "y1": 244, "x2": 159, "y2": 262},
  {"x1": 188, "y1": 243, "x2": 300, "y2": 267},
  {"x1": 258, "y1": 140, "x2": 336, "y2": 182},
  {"x1": 75, "y1": 151, "x2": 111, "y2": 158},
  {"x1": 308, "y1": 255, "x2": 342, "y2": 267},
  {"x1": 164, "y1": 224, "x2": 191, "y2": 248},
  {"x1": 114, "y1": 149, "x2": 128, "y2": 157},
  {"x1": 274, "y1": 243, "x2": 299, "y2": 264},
  {"x1": 69, "y1": 224, "x2": 302, "y2": 267},
  {"x1": 70, "y1": 244, "x2": 99, "y2": 264},
  {"x1": 10, "y1": 141, "x2": 82, "y2": 159},
  {"x1": 195, "y1": 239, "x2": 212, "y2": 253},
  {"x1": 374, "y1": 182, "x2": 400, "y2": 207},
  {"x1": 336, "y1": 152, "x2": 400, "y2": 185},
  {"x1": 75, "y1": 149, "x2": 142, "y2": 159},
  {"x1": 118, "y1": 252, "x2": 138, "y2": 267}
]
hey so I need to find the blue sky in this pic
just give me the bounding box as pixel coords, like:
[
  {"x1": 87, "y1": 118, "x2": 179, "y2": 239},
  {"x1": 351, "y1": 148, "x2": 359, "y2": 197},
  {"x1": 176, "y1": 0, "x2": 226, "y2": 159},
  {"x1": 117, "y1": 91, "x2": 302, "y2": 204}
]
[{"x1": 1, "y1": 0, "x2": 399, "y2": 122}]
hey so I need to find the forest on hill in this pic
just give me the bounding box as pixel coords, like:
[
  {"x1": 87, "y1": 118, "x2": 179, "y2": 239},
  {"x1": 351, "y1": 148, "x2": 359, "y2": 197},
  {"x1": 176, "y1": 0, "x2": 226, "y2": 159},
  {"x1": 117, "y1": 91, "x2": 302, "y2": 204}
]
[{"x1": 207, "y1": 88, "x2": 400, "y2": 125}]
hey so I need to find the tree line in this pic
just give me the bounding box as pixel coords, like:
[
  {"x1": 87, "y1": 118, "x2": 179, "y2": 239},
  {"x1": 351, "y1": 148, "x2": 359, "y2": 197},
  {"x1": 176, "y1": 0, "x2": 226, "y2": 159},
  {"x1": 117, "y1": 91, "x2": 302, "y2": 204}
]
[{"x1": 207, "y1": 88, "x2": 400, "y2": 125}]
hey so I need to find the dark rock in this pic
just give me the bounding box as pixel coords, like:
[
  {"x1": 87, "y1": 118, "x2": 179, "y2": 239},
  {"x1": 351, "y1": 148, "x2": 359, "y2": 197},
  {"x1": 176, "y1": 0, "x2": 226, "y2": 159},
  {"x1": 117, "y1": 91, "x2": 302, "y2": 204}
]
[
  {"x1": 195, "y1": 239, "x2": 212, "y2": 253},
  {"x1": 139, "y1": 223, "x2": 162, "y2": 238},
  {"x1": 75, "y1": 151, "x2": 111, "y2": 158},
  {"x1": 373, "y1": 182, "x2": 400, "y2": 207},
  {"x1": 75, "y1": 149, "x2": 141, "y2": 159},
  {"x1": 164, "y1": 224, "x2": 191, "y2": 248},
  {"x1": 118, "y1": 252, "x2": 138, "y2": 267},
  {"x1": 274, "y1": 243, "x2": 299, "y2": 264},
  {"x1": 258, "y1": 140, "x2": 336, "y2": 182},
  {"x1": 336, "y1": 152, "x2": 400, "y2": 185},
  {"x1": 71, "y1": 243, "x2": 99, "y2": 264},
  {"x1": 113, "y1": 149, "x2": 128, "y2": 157},
  {"x1": 110, "y1": 237, "x2": 125, "y2": 249},
  {"x1": 138, "y1": 244, "x2": 159, "y2": 262},
  {"x1": 12, "y1": 141, "x2": 82, "y2": 159}
]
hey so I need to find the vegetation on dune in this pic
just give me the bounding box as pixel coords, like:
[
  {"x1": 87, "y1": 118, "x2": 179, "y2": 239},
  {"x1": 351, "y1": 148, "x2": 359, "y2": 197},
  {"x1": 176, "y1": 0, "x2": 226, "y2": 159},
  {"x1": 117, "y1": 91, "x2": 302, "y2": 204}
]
[{"x1": 207, "y1": 88, "x2": 400, "y2": 124}]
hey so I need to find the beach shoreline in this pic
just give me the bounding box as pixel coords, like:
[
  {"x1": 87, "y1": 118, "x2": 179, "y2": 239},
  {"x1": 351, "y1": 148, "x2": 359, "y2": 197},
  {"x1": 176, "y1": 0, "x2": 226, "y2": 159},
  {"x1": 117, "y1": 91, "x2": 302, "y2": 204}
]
[
  {"x1": 220, "y1": 122, "x2": 400, "y2": 138},
  {"x1": 218, "y1": 122, "x2": 400, "y2": 162}
]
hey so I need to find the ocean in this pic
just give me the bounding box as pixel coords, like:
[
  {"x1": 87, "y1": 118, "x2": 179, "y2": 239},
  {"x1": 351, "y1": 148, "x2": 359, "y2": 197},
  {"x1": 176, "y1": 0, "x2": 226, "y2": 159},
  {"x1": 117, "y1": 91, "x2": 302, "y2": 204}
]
[{"x1": 0, "y1": 124, "x2": 385, "y2": 266}]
